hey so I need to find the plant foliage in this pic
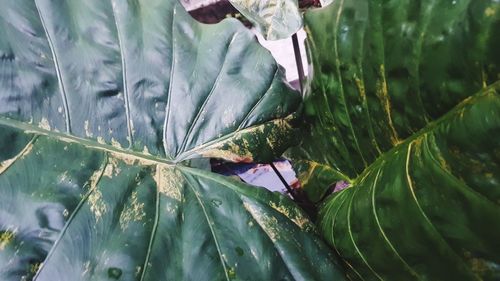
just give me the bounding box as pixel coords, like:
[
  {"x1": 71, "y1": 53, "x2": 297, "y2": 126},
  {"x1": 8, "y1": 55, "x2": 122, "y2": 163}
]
[
  {"x1": 0, "y1": 0, "x2": 345, "y2": 280},
  {"x1": 291, "y1": 0, "x2": 500, "y2": 279},
  {"x1": 228, "y1": 0, "x2": 303, "y2": 40}
]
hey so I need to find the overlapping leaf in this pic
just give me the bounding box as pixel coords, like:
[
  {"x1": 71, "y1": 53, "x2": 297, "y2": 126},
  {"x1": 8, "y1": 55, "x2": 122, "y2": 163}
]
[
  {"x1": 289, "y1": 0, "x2": 500, "y2": 280},
  {"x1": 0, "y1": 0, "x2": 346, "y2": 280},
  {"x1": 0, "y1": 0, "x2": 303, "y2": 164},
  {"x1": 0, "y1": 125, "x2": 345, "y2": 280},
  {"x1": 228, "y1": 0, "x2": 302, "y2": 40},
  {"x1": 320, "y1": 84, "x2": 500, "y2": 280},
  {"x1": 292, "y1": 0, "x2": 500, "y2": 181}
]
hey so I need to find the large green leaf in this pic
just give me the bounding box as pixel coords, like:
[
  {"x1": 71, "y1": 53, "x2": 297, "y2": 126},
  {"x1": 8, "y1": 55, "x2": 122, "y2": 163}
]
[
  {"x1": 320, "y1": 82, "x2": 500, "y2": 280},
  {"x1": 290, "y1": 0, "x2": 500, "y2": 279},
  {"x1": 0, "y1": 0, "x2": 346, "y2": 280},
  {"x1": 228, "y1": 0, "x2": 302, "y2": 40},
  {"x1": 292, "y1": 0, "x2": 500, "y2": 180},
  {"x1": 0, "y1": 125, "x2": 345, "y2": 280},
  {"x1": 0, "y1": 0, "x2": 302, "y2": 164}
]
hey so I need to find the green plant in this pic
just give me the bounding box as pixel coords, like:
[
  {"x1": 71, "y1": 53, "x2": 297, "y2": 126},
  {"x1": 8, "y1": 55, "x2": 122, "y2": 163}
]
[
  {"x1": 290, "y1": 0, "x2": 500, "y2": 280},
  {"x1": 0, "y1": 0, "x2": 499, "y2": 280},
  {"x1": 0, "y1": 0, "x2": 343, "y2": 280},
  {"x1": 228, "y1": 0, "x2": 302, "y2": 40}
]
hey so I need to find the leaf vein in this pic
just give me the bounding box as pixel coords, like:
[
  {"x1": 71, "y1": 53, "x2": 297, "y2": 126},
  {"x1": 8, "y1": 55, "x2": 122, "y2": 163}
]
[
  {"x1": 177, "y1": 32, "x2": 239, "y2": 156},
  {"x1": 34, "y1": 0, "x2": 71, "y2": 133},
  {"x1": 110, "y1": 0, "x2": 134, "y2": 148}
]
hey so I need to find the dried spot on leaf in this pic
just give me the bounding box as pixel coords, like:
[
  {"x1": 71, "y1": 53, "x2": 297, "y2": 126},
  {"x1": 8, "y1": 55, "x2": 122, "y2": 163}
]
[
  {"x1": 376, "y1": 64, "x2": 400, "y2": 145},
  {"x1": 0, "y1": 138, "x2": 36, "y2": 174},
  {"x1": 463, "y1": 251, "x2": 497, "y2": 277},
  {"x1": 243, "y1": 201, "x2": 280, "y2": 241},
  {"x1": 119, "y1": 191, "x2": 146, "y2": 230},
  {"x1": 134, "y1": 266, "x2": 142, "y2": 277},
  {"x1": 425, "y1": 135, "x2": 452, "y2": 172},
  {"x1": 263, "y1": 116, "x2": 294, "y2": 150},
  {"x1": 103, "y1": 157, "x2": 122, "y2": 178},
  {"x1": 111, "y1": 138, "x2": 122, "y2": 149},
  {"x1": 0, "y1": 230, "x2": 15, "y2": 250},
  {"x1": 29, "y1": 262, "x2": 41, "y2": 274},
  {"x1": 485, "y1": 6, "x2": 496, "y2": 17},
  {"x1": 354, "y1": 75, "x2": 367, "y2": 102},
  {"x1": 87, "y1": 164, "x2": 105, "y2": 190},
  {"x1": 269, "y1": 202, "x2": 313, "y2": 231},
  {"x1": 222, "y1": 108, "x2": 236, "y2": 127},
  {"x1": 165, "y1": 202, "x2": 180, "y2": 214},
  {"x1": 58, "y1": 171, "x2": 69, "y2": 183},
  {"x1": 200, "y1": 139, "x2": 254, "y2": 163},
  {"x1": 38, "y1": 118, "x2": 51, "y2": 130},
  {"x1": 227, "y1": 267, "x2": 237, "y2": 279},
  {"x1": 82, "y1": 261, "x2": 92, "y2": 277},
  {"x1": 97, "y1": 136, "x2": 106, "y2": 144},
  {"x1": 201, "y1": 147, "x2": 254, "y2": 163},
  {"x1": 89, "y1": 189, "x2": 106, "y2": 222},
  {"x1": 84, "y1": 120, "x2": 93, "y2": 137},
  {"x1": 130, "y1": 120, "x2": 136, "y2": 136},
  {"x1": 103, "y1": 163, "x2": 114, "y2": 178},
  {"x1": 155, "y1": 165, "x2": 183, "y2": 201},
  {"x1": 109, "y1": 151, "x2": 155, "y2": 166},
  {"x1": 198, "y1": 115, "x2": 294, "y2": 162}
]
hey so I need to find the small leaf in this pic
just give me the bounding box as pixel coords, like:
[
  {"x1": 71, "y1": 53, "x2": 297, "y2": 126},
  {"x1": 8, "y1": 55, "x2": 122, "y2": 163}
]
[
  {"x1": 228, "y1": 0, "x2": 303, "y2": 40},
  {"x1": 292, "y1": 160, "x2": 351, "y2": 203}
]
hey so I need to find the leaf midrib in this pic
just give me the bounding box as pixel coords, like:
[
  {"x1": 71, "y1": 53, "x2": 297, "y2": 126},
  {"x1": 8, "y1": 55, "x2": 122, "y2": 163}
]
[
  {"x1": 349, "y1": 83, "x2": 499, "y2": 186},
  {"x1": 110, "y1": 0, "x2": 134, "y2": 148},
  {"x1": 0, "y1": 116, "x2": 175, "y2": 166},
  {"x1": 34, "y1": 0, "x2": 71, "y2": 133},
  {"x1": 33, "y1": 155, "x2": 109, "y2": 279}
]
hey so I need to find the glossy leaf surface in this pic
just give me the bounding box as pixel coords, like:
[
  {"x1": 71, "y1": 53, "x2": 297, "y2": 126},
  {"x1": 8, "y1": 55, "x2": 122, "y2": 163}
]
[
  {"x1": 228, "y1": 0, "x2": 302, "y2": 40},
  {"x1": 0, "y1": 0, "x2": 302, "y2": 164},
  {"x1": 294, "y1": 0, "x2": 500, "y2": 178},
  {"x1": 0, "y1": 0, "x2": 346, "y2": 280},
  {"x1": 293, "y1": 160, "x2": 351, "y2": 203},
  {"x1": 0, "y1": 124, "x2": 345, "y2": 280},
  {"x1": 292, "y1": 0, "x2": 500, "y2": 280},
  {"x1": 320, "y1": 83, "x2": 500, "y2": 280}
]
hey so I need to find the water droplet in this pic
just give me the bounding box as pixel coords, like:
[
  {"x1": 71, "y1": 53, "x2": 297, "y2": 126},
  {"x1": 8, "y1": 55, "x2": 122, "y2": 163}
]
[
  {"x1": 211, "y1": 199, "x2": 222, "y2": 207},
  {"x1": 235, "y1": 247, "x2": 244, "y2": 256},
  {"x1": 108, "y1": 267, "x2": 122, "y2": 279}
]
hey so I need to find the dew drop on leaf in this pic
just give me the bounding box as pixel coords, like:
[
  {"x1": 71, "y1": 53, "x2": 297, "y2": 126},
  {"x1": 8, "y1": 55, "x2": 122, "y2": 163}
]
[
  {"x1": 235, "y1": 246, "x2": 244, "y2": 256},
  {"x1": 108, "y1": 267, "x2": 122, "y2": 280}
]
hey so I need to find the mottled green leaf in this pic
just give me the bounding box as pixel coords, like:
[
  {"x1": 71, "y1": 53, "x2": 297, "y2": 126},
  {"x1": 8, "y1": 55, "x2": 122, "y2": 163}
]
[
  {"x1": 320, "y1": 82, "x2": 500, "y2": 280},
  {"x1": 290, "y1": 0, "x2": 500, "y2": 280},
  {"x1": 0, "y1": 0, "x2": 346, "y2": 280},
  {"x1": 228, "y1": 0, "x2": 302, "y2": 40},
  {"x1": 294, "y1": 0, "x2": 500, "y2": 177},
  {"x1": 0, "y1": 0, "x2": 302, "y2": 164},
  {"x1": 292, "y1": 160, "x2": 351, "y2": 203},
  {"x1": 0, "y1": 125, "x2": 345, "y2": 280}
]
